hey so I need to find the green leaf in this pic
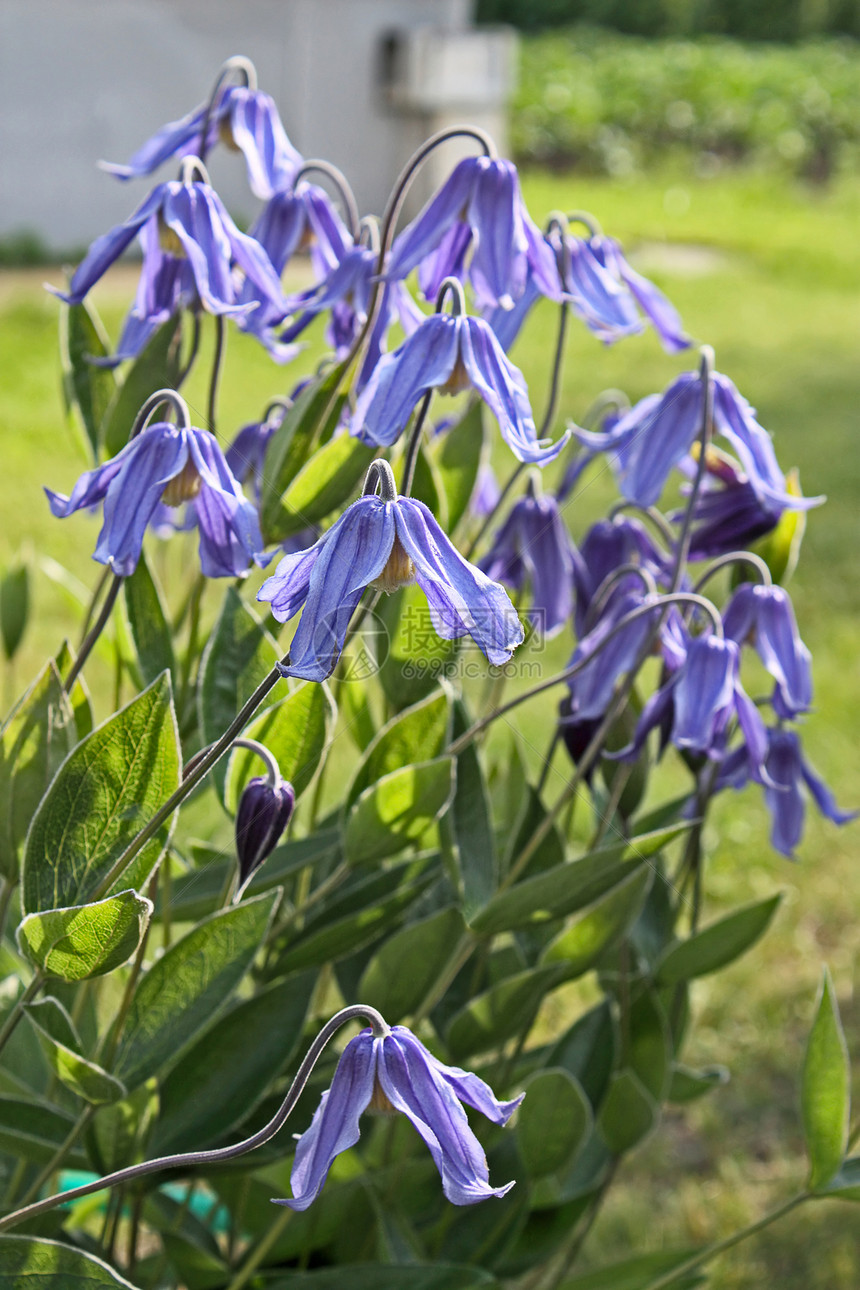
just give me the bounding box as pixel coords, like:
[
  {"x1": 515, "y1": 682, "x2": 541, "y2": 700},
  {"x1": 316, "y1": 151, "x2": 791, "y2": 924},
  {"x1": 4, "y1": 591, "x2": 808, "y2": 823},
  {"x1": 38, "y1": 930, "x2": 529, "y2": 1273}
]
[
  {"x1": 100, "y1": 313, "x2": 183, "y2": 457},
  {"x1": 265, "y1": 1268, "x2": 498, "y2": 1290},
  {"x1": 752, "y1": 466, "x2": 807, "y2": 585},
  {"x1": 628, "y1": 987, "x2": 671, "y2": 1101},
  {"x1": 17, "y1": 889, "x2": 152, "y2": 982},
  {"x1": 22, "y1": 672, "x2": 180, "y2": 911},
  {"x1": 668, "y1": 1063, "x2": 730, "y2": 1104},
  {"x1": 25, "y1": 1003, "x2": 126, "y2": 1104},
  {"x1": 224, "y1": 682, "x2": 335, "y2": 810},
  {"x1": 445, "y1": 702, "x2": 497, "y2": 920},
  {"x1": 358, "y1": 907, "x2": 466, "y2": 1022},
  {"x1": 541, "y1": 866, "x2": 653, "y2": 978},
  {"x1": 113, "y1": 890, "x2": 278, "y2": 1089},
  {"x1": 0, "y1": 659, "x2": 78, "y2": 882},
  {"x1": 122, "y1": 552, "x2": 175, "y2": 687},
  {"x1": 803, "y1": 968, "x2": 850, "y2": 1190},
  {"x1": 89, "y1": 1079, "x2": 159, "y2": 1175},
  {"x1": 275, "y1": 433, "x2": 376, "y2": 537},
  {"x1": 0, "y1": 562, "x2": 29, "y2": 660},
  {"x1": 546, "y1": 1001, "x2": 616, "y2": 1110},
  {"x1": 260, "y1": 362, "x2": 348, "y2": 541},
  {"x1": 0, "y1": 1236, "x2": 141, "y2": 1287},
  {"x1": 559, "y1": 1248, "x2": 704, "y2": 1290},
  {"x1": 151, "y1": 971, "x2": 315, "y2": 1154},
  {"x1": 656, "y1": 894, "x2": 782, "y2": 985},
  {"x1": 24, "y1": 996, "x2": 79, "y2": 1049},
  {"x1": 198, "y1": 588, "x2": 280, "y2": 800},
  {"x1": 377, "y1": 585, "x2": 460, "y2": 711},
  {"x1": 473, "y1": 825, "x2": 685, "y2": 937},
  {"x1": 269, "y1": 868, "x2": 433, "y2": 975},
  {"x1": 0, "y1": 1096, "x2": 91, "y2": 1169},
  {"x1": 60, "y1": 299, "x2": 117, "y2": 461},
  {"x1": 347, "y1": 690, "x2": 451, "y2": 808},
  {"x1": 145, "y1": 1192, "x2": 227, "y2": 1290},
  {"x1": 344, "y1": 758, "x2": 455, "y2": 865},
  {"x1": 518, "y1": 1068, "x2": 591, "y2": 1178},
  {"x1": 436, "y1": 402, "x2": 484, "y2": 533},
  {"x1": 812, "y1": 1156, "x2": 860, "y2": 1201},
  {"x1": 447, "y1": 964, "x2": 564, "y2": 1060},
  {"x1": 597, "y1": 1069, "x2": 658, "y2": 1154}
]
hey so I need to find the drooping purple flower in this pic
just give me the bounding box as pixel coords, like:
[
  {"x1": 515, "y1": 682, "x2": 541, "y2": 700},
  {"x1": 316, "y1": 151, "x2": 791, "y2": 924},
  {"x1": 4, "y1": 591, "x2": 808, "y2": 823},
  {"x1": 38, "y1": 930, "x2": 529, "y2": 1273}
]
[
  {"x1": 385, "y1": 155, "x2": 560, "y2": 311},
  {"x1": 51, "y1": 169, "x2": 288, "y2": 326},
  {"x1": 226, "y1": 402, "x2": 289, "y2": 501},
  {"x1": 723, "y1": 583, "x2": 812, "y2": 717},
  {"x1": 46, "y1": 421, "x2": 266, "y2": 578},
  {"x1": 101, "y1": 81, "x2": 302, "y2": 200},
  {"x1": 257, "y1": 461, "x2": 523, "y2": 681},
  {"x1": 579, "y1": 367, "x2": 823, "y2": 512},
  {"x1": 235, "y1": 776, "x2": 295, "y2": 893},
  {"x1": 352, "y1": 311, "x2": 569, "y2": 466},
  {"x1": 480, "y1": 483, "x2": 576, "y2": 635},
  {"x1": 672, "y1": 448, "x2": 793, "y2": 560},
  {"x1": 565, "y1": 592, "x2": 661, "y2": 722},
  {"x1": 572, "y1": 516, "x2": 671, "y2": 635},
  {"x1": 578, "y1": 232, "x2": 690, "y2": 353},
  {"x1": 274, "y1": 1023, "x2": 523, "y2": 1209}
]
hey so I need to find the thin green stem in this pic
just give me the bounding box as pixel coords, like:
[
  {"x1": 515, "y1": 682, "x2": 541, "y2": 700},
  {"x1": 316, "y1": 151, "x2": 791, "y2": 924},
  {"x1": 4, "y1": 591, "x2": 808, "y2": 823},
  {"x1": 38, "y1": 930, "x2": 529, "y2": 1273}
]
[
  {"x1": 0, "y1": 972, "x2": 44, "y2": 1062},
  {"x1": 465, "y1": 462, "x2": 524, "y2": 561},
  {"x1": 643, "y1": 1193, "x2": 808, "y2": 1290},
  {"x1": 669, "y1": 345, "x2": 714, "y2": 593},
  {"x1": 225, "y1": 1206, "x2": 292, "y2": 1290},
  {"x1": 207, "y1": 315, "x2": 226, "y2": 437},
  {"x1": 64, "y1": 574, "x2": 123, "y2": 692},
  {"x1": 399, "y1": 391, "x2": 434, "y2": 498},
  {"x1": 77, "y1": 565, "x2": 112, "y2": 645},
  {"x1": 90, "y1": 664, "x2": 286, "y2": 904},
  {"x1": 0, "y1": 877, "x2": 14, "y2": 946},
  {"x1": 17, "y1": 1105, "x2": 95, "y2": 1207}
]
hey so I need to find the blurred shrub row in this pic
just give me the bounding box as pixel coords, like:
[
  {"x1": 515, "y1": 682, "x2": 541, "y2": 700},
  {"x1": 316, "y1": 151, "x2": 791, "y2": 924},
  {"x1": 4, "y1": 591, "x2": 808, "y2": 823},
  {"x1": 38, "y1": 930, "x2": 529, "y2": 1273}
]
[
  {"x1": 478, "y1": 0, "x2": 860, "y2": 43},
  {"x1": 509, "y1": 27, "x2": 860, "y2": 180}
]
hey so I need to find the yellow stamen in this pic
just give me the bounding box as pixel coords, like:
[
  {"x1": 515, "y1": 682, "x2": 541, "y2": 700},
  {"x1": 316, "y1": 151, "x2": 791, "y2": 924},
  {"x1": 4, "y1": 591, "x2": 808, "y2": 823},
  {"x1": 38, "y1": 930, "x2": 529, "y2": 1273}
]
[
  {"x1": 158, "y1": 216, "x2": 186, "y2": 258},
  {"x1": 367, "y1": 1078, "x2": 397, "y2": 1116},
  {"x1": 219, "y1": 117, "x2": 241, "y2": 152},
  {"x1": 439, "y1": 356, "x2": 471, "y2": 398},
  {"x1": 373, "y1": 537, "x2": 415, "y2": 594},
  {"x1": 162, "y1": 456, "x2": 202, "y2": 507}
]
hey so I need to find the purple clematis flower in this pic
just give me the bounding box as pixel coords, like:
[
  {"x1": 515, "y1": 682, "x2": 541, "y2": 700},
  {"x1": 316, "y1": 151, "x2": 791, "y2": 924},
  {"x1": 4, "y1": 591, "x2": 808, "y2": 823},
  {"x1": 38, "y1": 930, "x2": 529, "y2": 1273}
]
[
  {"x1": 352, "y1": 310, "x2": 569, "y2": 466},
  {"x1": 52, "y1": 166, "x2": 287, "y2": 326},
  {"x1": 101, "y1": 78, "x2": 302, "y2": 200},
  {"x1": 573, "y1": 231, "x2": 690, "y2": 353},
  {"x1": 258, "y1": 461, "x2": 523, "y2": 681},
  {"x1": 565, "y1": 592, "x2": 662, "y2": 723},
  {"x1": 579, "y1": 366, "x2": 823, "y2": 512},
  {"x1": 571, "y1": 515, "x2": 671, "y2": 635},
  {"x1": 274, "y1": 1023, "x2": 523, "y2": 1209},
  {"x1": 672, "y1": 447, "x2": 795, "y2": 560},
  {"x1": 46, "y1": 418, "x2": 266, "y2": 578},
  {"x1": 480, "y1": 481, "x2": 576, "y2": 636},
  {"x1": 723, "y1": 582, "x2": 812, "y2": 717},
  {"x1": 385, "y1": 155, "x2": 559, "y2": 311},
  {"x1": 717, "y1": 728, "x2": 856, "y2": 858}
]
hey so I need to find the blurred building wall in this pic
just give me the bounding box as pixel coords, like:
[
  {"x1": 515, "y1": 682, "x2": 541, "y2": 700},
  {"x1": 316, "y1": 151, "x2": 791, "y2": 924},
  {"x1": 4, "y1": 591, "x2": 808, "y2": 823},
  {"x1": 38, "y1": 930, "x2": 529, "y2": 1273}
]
[{"x1": 0, "y1": 0, "x2": 516, "y2": 250}]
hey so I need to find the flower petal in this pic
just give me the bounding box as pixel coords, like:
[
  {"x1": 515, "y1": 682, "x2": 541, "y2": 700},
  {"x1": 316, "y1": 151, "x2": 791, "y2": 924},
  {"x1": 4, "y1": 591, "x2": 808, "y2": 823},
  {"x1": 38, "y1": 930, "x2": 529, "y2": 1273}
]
[
  {"x1": 96, "y1": 424, "x2": 189, "y2": 575},
  {"x1": 353, "y1": 315, "x2": 460, "y2": 448},
  {"x1": 187, "y1": 429, "x2": 266, "y2": 577},
  {"x1": 386, "y1": 157, "x2": 478, "y2": 281},
  {"x1": 54, "y1": 184, "x2": 169, "y2": 303}
]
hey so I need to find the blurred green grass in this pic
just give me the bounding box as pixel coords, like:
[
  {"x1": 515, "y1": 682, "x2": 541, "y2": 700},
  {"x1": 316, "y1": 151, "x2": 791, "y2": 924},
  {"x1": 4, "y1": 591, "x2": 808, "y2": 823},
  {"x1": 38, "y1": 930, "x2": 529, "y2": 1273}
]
[{"x1": 0, "y1": 166, "x2": 858, "y2": 1284}]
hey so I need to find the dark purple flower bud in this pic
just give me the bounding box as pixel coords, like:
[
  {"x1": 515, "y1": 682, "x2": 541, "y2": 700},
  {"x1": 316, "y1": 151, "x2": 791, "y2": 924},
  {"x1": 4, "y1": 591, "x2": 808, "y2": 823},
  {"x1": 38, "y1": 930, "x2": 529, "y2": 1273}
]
[{"x1": 235, "y1": 776, "x2": 295, "y2": 891}]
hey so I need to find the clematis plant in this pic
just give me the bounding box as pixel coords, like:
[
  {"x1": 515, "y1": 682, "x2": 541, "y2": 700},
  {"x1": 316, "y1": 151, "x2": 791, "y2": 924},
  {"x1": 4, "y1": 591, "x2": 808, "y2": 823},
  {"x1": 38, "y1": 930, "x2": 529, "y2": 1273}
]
[{"x1": 2, "y1": 52, "x2": 855, "y2": 1290}]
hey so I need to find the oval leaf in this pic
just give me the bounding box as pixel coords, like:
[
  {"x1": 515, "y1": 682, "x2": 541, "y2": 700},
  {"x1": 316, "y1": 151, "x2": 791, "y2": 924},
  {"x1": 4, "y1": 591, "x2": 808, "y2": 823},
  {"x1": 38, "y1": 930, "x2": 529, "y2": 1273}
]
[
  {"x1": 113, "y1": 890, "x2": 279, "y2": 1089},
  {"x1": 26, "y1": 1009, "x2": 127, "y2": 1104},
  {"x1": 122, "y1": 552, "x2": 175, "y2": 687},
  {"x1": 803, "y1": 969, "x2": 850, "y2": 1190},
  {"x1": 0, "y1": 1236, "x2": 140, "y2": 1288},
  {"x1": 518, "y1": 1068, "x2": 592, "y2": 1178},
  {"x1": 597, "y1": 1069, "x2": 658, "y2": 1154},
  {"x1": 0, "y1": 563, "x2": 29, "y2": 661},
  {"x1": 60, "y1": 299, "x2": 116, "y2": 461},
  {"x1": 22, "y1": 672, "x2": 180, "y2": 912},
  {"x1": 656, "y1": 894, "x2": 782, "y2": 985},
  {"x1": 347, "y1": 690, "x2": 451, "y2": 808},
  {"x1": 344, "y1": 758, "x2": 455, "y2": 866},
  {"x1": 541, "y1": 866, "x2": 653, "y2": 978},
  {"x1": 358, "y1": 906, "x2": 466, "y2": 1022},
  {"x1": 275, "y1": 434, "x2": 375, "y2": 538},
  {"x1": 17, "y1": 890, "x2": 152, "y2": 982},
  {"x1": 446, "y1": 964, "x2": 564, "y2": 1060},
  {"x1": 100, "y1": 313, "x2": 182, "y2": 457}
]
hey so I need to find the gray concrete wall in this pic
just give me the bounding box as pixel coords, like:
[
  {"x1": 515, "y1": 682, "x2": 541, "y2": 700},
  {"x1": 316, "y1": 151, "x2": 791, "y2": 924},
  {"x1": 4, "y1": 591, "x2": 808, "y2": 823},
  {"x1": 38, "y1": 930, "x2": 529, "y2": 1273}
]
[{"x1": 0, "y1": 0, "x2": 515, "y2": 251}]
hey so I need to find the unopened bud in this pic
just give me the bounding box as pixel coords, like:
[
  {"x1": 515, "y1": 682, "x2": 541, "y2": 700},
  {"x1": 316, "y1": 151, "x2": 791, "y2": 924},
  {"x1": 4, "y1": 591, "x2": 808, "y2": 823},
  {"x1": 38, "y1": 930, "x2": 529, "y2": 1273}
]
[{"x1": 235, "y1": 776, "x2": 295, "y2": 894}]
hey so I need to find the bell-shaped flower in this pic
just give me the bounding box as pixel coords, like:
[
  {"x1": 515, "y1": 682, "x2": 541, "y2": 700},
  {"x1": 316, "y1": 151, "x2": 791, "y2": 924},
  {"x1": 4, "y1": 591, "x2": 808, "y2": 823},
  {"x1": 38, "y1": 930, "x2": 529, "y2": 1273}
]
[
  {"x1": 52, "y1": 163, "x2": 287, "y2": 326},
  {"x1": 353, "y1": 307, "x2": 568, "y2": 466},
  {"x1": 480, "y1": 481, "x2": 576, "y2": 635},
  {"x1": 671, "y1": 447, "x2": 793, "y2": 560},
  {"x1": 565, "y1": 592, "x2": 661, "y2": 722},
  {"x1": 580, "y1": 366, "x2": 823, "y2": 512},
  {"x1": 101, "y1": 72, "x2": 302, "y2": 200},
  {"x1": 257, "y1": 461, "x2": 523, "y2": 681},
  {"x1": 385, "y1": 154, "x2": 559, "y2": 311},
  {"x1": 46, "y1": 411, "x2": 266, "y2": 578},
  {"x1": 723, "y1": 583, "x2": 812, "y2": 717},
  {"x1": 274, "y1": 1023, "x2": 523, "y2": 1210},
  {"x1": 235, "y1": 776, "x2": 295, "y2": 895},
  {"x1": 571, "y1": 515, "x2": 671, "y2": 635},
  {"x1": 577, "y1": 232, "x2": 690, "y2": 353}
]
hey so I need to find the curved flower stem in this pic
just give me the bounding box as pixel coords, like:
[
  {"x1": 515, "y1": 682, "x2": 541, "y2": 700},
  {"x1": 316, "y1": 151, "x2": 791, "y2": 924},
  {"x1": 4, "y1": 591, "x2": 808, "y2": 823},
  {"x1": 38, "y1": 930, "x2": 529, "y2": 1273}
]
[
  {"x1": 207, "y1": 314, "x2": 226, "y2": 436},
  {"x1": 669, "y1": 344, "x2": 714, "y2": 593},
  {"x1": 198, "y1": 56, "x2": 256, "y2": 164},
  {"x1": 0, "y1": 1003, "x2": 389, "y2": 1233},
  {"x1": 693, "y1": 550, "x2": 772, "y2": 594},
  {"x1": 643, "y1": 1193, "x2": 808, "y2": 1290},
  {"x1": 447, "y1": 592, "x2": 723, "y2": 757},
  {"x1": 64, "y1": 573, "x2": 123, "y2": 693},
  {"x1": 293, "y1": 159, "x2": 361, "y2": 241},
  {"x1": 177, "y1": 311, "x2": 202, "y2": 389},
  {"x1": 608, "y1": 500, "x2": 676, "y2": 551},
  {"x1": 538, "y1": 300, "x2": 569, "y2": 442},
  {"x1": 582, "y1": 563, "x2": 658, "y2": 634},
  {"x1": 232, "y1": 737, "x2": 282, "y2": 787},
  {"x1": 399, "y1": 391, "x2": 434, "y2": 497},
  {"x1": 90, "y1": 662, "x2": 287, "y2": 904},
  {"x1": 339, "y1": 124, "x2": 495, "y2": 384}
]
